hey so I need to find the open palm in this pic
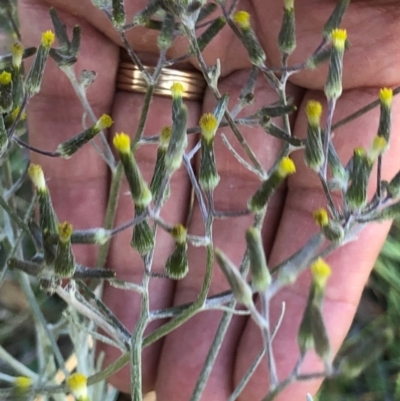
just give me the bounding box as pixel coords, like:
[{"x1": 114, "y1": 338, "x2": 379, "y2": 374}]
[{"x1": 19, "y1": 0, "x2": 400, "y2": 400}]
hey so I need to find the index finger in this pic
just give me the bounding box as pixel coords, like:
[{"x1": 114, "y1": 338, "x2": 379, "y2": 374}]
[{"x1": 19, "y1": 0, "x2": 118, "y2": 265}]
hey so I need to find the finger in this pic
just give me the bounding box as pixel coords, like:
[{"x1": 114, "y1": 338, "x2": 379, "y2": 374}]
[
  {"x1": 155, "y1": 70, "x2": 304, "y2": 401},
  {"x1": 100, "y1": 90, "x2": 202, "y2": 393},
  {"x1": 19, "y1": 0, "x2": 118, "y2": 265},
  {"x1": 235, "y1": 88, "x2": 400, "y2": 400},
  {"x1": 42, "y1": 0, "x2": 250, "y2": 76}
]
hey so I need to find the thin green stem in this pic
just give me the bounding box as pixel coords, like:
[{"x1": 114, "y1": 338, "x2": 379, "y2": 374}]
[
  {"x1": 332, "y1": 85, "x2": 400, "y2": 131},
  {"x1": 228, "y1": 350, "x2": 265, "y2": 401},
  {"x1": 0, "y1": 346, "x2": 39, "y2": 379},
  {"x1": 130, "y1": 273, "x2": 150, "y2": 401},
  {"x1": 142, "y1": 244, "x2": 214, "y2": 347},
  {"x1": 60, "y1": 65, "x2": 116, "y2": 169},
  {"x1": 96, "y1": 163, "x2": 123, "y2": 268},
  {"x1": 0, "y1": 192, "x2": 31, "y2": 235},
  {"x1": 132, "y1": 85, "x2": 155, "y2": 146},
  {"x1": 183, "y1": 24, "x2": 265, "y2": 176},
  {"x1": 189, "y1": 300, "x2": 236, "y2": 401},
  {"x1": 17, "y1": 272, "x2": 68, "y2": 377}
]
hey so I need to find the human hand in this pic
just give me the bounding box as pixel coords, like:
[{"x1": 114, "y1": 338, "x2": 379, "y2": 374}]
[{"x1": 18, "y1": 0, "x2": 400, "y2": 400}]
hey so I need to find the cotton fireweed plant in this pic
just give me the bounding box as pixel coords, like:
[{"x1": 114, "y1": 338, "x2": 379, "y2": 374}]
[{"x1": 0, "y1": 0, "x2": 399, "y2": 400}]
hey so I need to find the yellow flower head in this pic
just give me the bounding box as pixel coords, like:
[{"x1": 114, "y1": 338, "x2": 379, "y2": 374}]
[
  {"x1": 313, "y1": 208, "x2": 329, "y2": 227},
  {"x1": 311, "y1": 257, "x2": 332, "y2": 288},
  {"x1": 14, "y1": 376, "x2": 32, "y2": 391},
  {"x1": 170, "y1": 82, "x2": 185, "y2": 98},
  {"x1": 331, "y1": 28, "x2": 347, "y2": 50},
  {"x1": 233, "y1": 11, "x2": 251, "y2": 30},
  {"x1": 10, "y1": 107, "x2": 27, "y2": 122},
  {"x1": 41, "y1": 30, "x2": 55, "y2": 48},
  {"x1": 369, "y1": 135, "x2": 387, "y2": 160},
  {"x1": 171, "y1": 224, "x2": 187, "y2": 244},
  {"x1": 58, "y1": 222, "x2": 73, "y2": 242},
  {"x1": 305, "y1": 100, "x2": 322, "y2": 126},
  {"x1": 160, "y1": 125, "x2": 172, "y2": 148},
  {"x1": 354, "y1": 146, "x2": 366, "y2": 158},
  {"x1": 113, "y1": 132, "x2": 131, "y2": 154},
  {"x1": 379, "y1": 87, "x2": 393, "y2": 107},
  {"x1": 277, "y1": 157, "x2": 296, "y2": 178},
  {"x1": 28, "y1": 163, "x2": 46, "y2": 191},
  {"x1": 67, "y1": 373, "x2": 88, "y2": 400},
  {"x1": 95, "y1": 114, "x2": 113, "y2": 131},
  {"x1": 0, "y1": 71, "x2": 12, "y2": 86},
  {"x1": 199, "y1": 113, "x2": 218, "y2": 140}
]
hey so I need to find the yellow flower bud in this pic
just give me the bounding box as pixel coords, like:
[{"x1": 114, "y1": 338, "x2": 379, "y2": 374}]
[
  {"x1": 58, "y1": 222, "x2": 73, "y2": 243},
  {"x1": 0, "y1": 71, "x2": 11, "y2": 85},
  {"x1": 67, "y1": 373, "x2": 89, "y2": 401},
  {"x1": 94, "y1": 113, "x2": 113, "y2": 131},
  {"x1": 170, "y1": 82, "x2": 185, "y2": 98},
  {"x1": 41, "y1": 30, "x2": 55, "y2": 48},
  {"x1": 199, "y1": 113, "x2": 218, "y2": 141},
  {"x1": 311, "y1": 258, "x2": 332, "y2": 289},
  {"x1": 113, "y1": 132, "x2": 131, "y2": 154},
  {"x1": 313, "y1": 208, "x2": 329, "y2": 227},
  {"x1": 28, "y1": 163, "x2": 46, "y2": 191},
  {"x1": 369, "y1": 135, "x2": 387, "y2": 160},
  {"x1": 10, "y1": 107, "x2": 27, "y2": 122},
  {"x1": 233, "y1": 11, "x2": 251, "y2": 30},
  {"x1": 160, "y1": 126, "x2": 172, "y2": 149},
  {"x1": 277, "y1": 157, "x2": 296, "y2": 177},
  {"x1": 331, "y1": 28, "x2": 347, "y2": 49},
  {"x1": 379, "y1": 87, "x2": 393, "y2": 107},
  {"x1": 305, "y1": 100, "x2": 323, "y2": 126},
  {"x1": 14, "y1": 376, "x2": 32, "y2": 390},
  {"x1": 171, "y1": 224, "x2": 187, "y2": 244}
]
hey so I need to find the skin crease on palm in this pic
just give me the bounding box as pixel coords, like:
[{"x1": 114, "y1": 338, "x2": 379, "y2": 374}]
[{"x1": 18, "y1": 0, "x2": 400, "y2": 400}]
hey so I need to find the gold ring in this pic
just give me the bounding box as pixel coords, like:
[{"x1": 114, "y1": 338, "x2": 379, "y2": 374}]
[{"x1": 116, "y1": 61, "x2": 206, "y2": 101}]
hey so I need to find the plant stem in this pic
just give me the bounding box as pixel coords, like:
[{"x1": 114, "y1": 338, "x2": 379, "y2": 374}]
[
  {"x1": 142, "y1": 244, "x2": 214, "y2": 347},
  {"x1": 60, "y1": 65, "x2": 116, "y2": 169},
  {"x1": 96, "y1": 163, "x2": 123, "y2": 268}
]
